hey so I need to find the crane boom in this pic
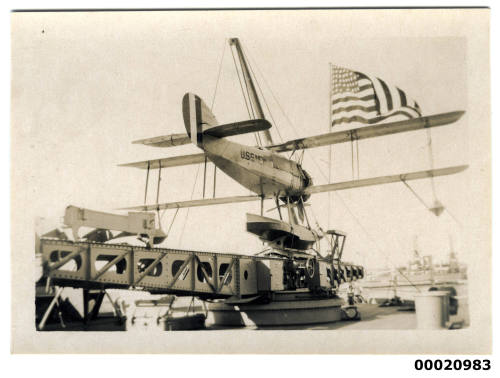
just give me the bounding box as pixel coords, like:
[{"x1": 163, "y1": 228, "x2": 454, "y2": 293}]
[{"x1": 229, "y1": 37, "x2": 274, "y2": 146}]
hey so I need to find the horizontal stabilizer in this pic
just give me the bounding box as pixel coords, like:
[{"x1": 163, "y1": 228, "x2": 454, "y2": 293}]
[
  {"x1": 304, "y1": 165, "x2": 468, "y2": 195},
  {"x1": 129, "y1": 119, "x2": 271, "y2": 148},
  {"x1": 132, "y1": 133, "x2": 191, "y2": 148},
  {"x1": 269, "y1": 111, "x2": 465, "y2": 153},
  {"x1": 120, "y1": 165, "x2": 467, "y2": 211},
  {"x1": 119, "y1": 153, "x2": 207, "y2": 169},
  {"x1": 204, "y1": 119, "x2": 271, "y2": 138}
]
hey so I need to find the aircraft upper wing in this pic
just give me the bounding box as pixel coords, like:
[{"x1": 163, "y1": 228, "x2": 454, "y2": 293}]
[
  {"x1": 304, "y1": 165, "x2": 468, "y2": 195},
  {"x1": 119, "y1": 153, "x2": 207, "y2": 169},
  {"x1": 132, "y1": 133, "x2": 191, "y2": 148},
  {"x1": 268, "y1": 111, "x2": 465, "y2": 153},
  {"x1": 119, "y1": 165, "x2": 467, "y2": 211}
]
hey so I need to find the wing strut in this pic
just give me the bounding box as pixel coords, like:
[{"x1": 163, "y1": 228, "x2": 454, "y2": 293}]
[
  {"x1": 213, "y1": 166, "x2": 217, "y2": 198},
  {"x1": 203, "y1": 155, "x2": 208, "y2": 198},
  {"x1": 144, "y1": 160, "x2": 150, "y2": 205}
]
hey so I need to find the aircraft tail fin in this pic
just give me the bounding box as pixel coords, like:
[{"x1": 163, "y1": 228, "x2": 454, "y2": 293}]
[
  {"x1": 182, "y1": 93, "x2": 218, "y2": 146},
  {"x1": 182, "y1": 92, "x2": 272, "y2": 145}
]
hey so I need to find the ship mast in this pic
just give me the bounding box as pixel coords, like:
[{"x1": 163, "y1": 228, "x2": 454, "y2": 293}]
[{"x1": 229, "y1": 38, "x2": 274, "y2": 146}]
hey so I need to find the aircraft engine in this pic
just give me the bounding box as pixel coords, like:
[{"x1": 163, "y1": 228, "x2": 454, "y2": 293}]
[{"x1": 280, "y1": 168, "x2": 313, "y2": 204}]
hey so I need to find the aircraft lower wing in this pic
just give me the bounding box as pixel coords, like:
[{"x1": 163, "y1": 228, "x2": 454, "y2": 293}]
[
  {"x1": 120, "y1": 165, "x2": 467, "y2": 211},
  {"x1": 119, "y1": 153, "x2": 207, "y2": 169},
  {"x1": 304, "y1": 165, "x2": 468, "y2": 195},
  {"x1": 268, "y1": 111, "x2": 464, "y2": 153},
  {"x1": 121, "y1": 195, "x2": 266, "y2": 211}
]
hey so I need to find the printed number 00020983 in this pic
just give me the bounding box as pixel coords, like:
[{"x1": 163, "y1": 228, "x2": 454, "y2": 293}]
[{"x1": 414, "y1": 359, "x2": 491, "y2": 371}]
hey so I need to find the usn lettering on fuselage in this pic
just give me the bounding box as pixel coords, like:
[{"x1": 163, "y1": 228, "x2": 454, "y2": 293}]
[{"x1": 240, "y1": 149, "x2": 264, "y2": 163}]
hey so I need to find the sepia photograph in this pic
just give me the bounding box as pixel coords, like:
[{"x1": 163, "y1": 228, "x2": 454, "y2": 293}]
[{"x1": 10, "y1": 8, "x2": 491, "y2": 354}]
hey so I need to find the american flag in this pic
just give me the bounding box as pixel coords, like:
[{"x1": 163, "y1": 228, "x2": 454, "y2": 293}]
[{"x1": 331, "y1": 65, "x2": 422, "y2": 127}]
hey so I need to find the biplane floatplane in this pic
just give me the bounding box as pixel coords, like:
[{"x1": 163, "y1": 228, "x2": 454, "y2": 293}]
[
  {"x1": 119, "y1": 38, "x2": 467, "y2": 255},
  {"x1": 38, "y1": 37, "x2": 468, "y2": 328}
]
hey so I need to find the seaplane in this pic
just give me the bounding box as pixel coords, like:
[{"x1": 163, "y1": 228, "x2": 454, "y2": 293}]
[
  {"x1": 37, "y1": 37, "x2": 469, "y2": 329},
  {"x1": 120, "y1": 38, "x2": 467, "y2": 255}
]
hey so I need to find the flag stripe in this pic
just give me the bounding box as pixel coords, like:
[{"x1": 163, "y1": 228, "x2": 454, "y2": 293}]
[
  {"x1": 398, "y1": 88, "x2": 407, "y2": 107},
  {"x1": 359, "y1": 84, "x2": 372, "y2": 92},
  {"x1": 332, "y1": 105, "x2": 377, "y2": 116},
  {"x1": 332, "y1": 109, "x2": 379, "y2": 121},
  {"x1": 378, "y1": 78, "x2": 393, "y2": 111},
  {"x1": 332, "y1": 94, "x2": 375, "y2": 106},
  {"x1": 332, "y1": 116, "x2": 372, "y2": 126},
  {"x1": 376, "y1": 109, "x2": 421, "y2": 122}
]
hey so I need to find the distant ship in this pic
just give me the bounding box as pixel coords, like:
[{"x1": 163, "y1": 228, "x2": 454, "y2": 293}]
[{"x1": 360, "y1": 238, "x2": 467, "y2": 302}]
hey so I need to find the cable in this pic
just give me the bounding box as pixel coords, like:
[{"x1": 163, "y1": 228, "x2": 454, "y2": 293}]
[
  {"x1": 244, "y1": 47, "x2": 284, "y2": 143},
  {"x1": 233, "y1": 45, "x2": 256, "y2": 120},
  {"x1": 178, "y1": 163, "x2": 202, "y2": 245},
  {"x1": 444, "y1": 207, "x2": 463, "y2": 228},
  {"x1": 158, "y1": 41, "x2": 226, "y2": 236},
  {"x1": 426, "y1": 128, "x2": 438, "y2": 201},
  {"x1": 230, "y1": 44, "x2": 261, "y2": 147},
  {"x1": 166, "y1": 207, "x2": 180, "y2": 236},
  {"x1": 210, "y1": 39, "x2": 227, "y2": 111},
  {"x1": 230, "y1": 45, "x2": 253, "y2": 120},
  {"x1": 332, "y1": 191, "x2": 422, "y2": 292},
  {"x1": 401, "y1": 180, "x2": 431, "y2": 210},
  {"x1": 297, "y1": 129, "x2": 421, "y2": 290}
]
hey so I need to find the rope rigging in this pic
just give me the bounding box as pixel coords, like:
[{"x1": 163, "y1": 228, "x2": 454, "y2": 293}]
[
  {"x1": 210, "y1": 39, "x2": 227, "y2": 112},
  {"x1": 229, "y1": 42, "x2": 262, "y2": 148},
  {"x1": 283, "y1": 101, "x2": 422, "y2": 290},
  {"x1": 399, "y1": 125, "x2": 447, "y2": 217},
  {"x1": 178, "y1": 41, "x2": 229, "y2": 245},
  {"x1": 230, "y1": 45, "x2": 254, "y2": 122},
  {"x1": 178, "y1": 163, "x2": 202, "y2": 245}
]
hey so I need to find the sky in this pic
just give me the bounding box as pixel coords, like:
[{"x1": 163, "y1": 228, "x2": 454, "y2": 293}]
[{"x1": 11, "y1": 10, "x2": 485, "y2": 270}]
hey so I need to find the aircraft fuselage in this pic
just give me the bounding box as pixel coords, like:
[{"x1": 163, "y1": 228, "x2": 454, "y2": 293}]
[{"x1": 202, "y1": 135, "x2": 311, "y2": 200}]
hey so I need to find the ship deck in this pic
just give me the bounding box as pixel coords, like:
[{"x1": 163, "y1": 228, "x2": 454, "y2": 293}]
[{"x1": 207, "y1": 302, "x2": 469, "y2": 330}]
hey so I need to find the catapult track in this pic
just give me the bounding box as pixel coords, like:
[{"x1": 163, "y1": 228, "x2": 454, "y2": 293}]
[{"x1": 40, "y1": 239, "x2": 364, "y2": 300}]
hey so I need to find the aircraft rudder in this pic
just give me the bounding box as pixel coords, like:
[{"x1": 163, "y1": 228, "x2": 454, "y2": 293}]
[{"x1": 182, "y1": 93, "x2": 218, "y2": 147}]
